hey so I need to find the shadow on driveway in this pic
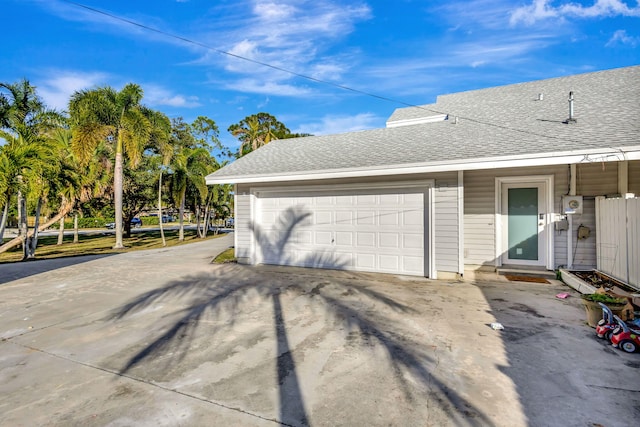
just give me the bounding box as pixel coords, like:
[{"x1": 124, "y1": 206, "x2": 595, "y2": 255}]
[
  {"x1": 0, "y1": 254, "x2": 117, "y2": 285},
  {"x1": 476, "y1": 279, "x2": 640, "y2": 427},
  {"x1": 109, "y1": 266, "x2": 495, "y2": 427}
]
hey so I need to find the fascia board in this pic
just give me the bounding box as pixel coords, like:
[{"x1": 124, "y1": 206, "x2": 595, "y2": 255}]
[{"x1": 205, "y1": 146, "x2": 640, "y2": 185}]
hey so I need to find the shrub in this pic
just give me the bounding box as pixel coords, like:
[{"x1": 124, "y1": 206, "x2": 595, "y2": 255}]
[
  {"x1": 49, "y1": 217, "x2": 112, "y2": 229},
  {"x1": 141, "y1": 216, "x2": 159, "y2": 226},
  {"x1": 581, "y1": 293, "x2": 626, "y2": 305}
]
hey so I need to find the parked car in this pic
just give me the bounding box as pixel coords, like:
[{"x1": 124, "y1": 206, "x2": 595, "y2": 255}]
[
  {"x1": 105, "y1": 218, "x2": 142, "y2": 229},
  {"x1": 149, "y1": 214, "x2": 174, "y2": 223},
  {"x1": 225, "y1": 218, "x2": 234, "y2": 227}
]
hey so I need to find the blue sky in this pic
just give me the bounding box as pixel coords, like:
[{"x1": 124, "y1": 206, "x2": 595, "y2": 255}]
[{"x1": 3, "y1": 0, "x2": 639, "y2": 150}]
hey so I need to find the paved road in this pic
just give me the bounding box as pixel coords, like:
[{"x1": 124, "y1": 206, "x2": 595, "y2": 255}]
[
  {"x1": 0, "y1": 237, "x2": 638, "y2": 426},
  {"x1": 2, "y1": 224, "x2": 233, "y2": 239}
]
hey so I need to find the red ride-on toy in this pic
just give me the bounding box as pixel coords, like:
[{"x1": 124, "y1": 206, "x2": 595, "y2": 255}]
[
  {"x1": 595, "y1": 302, "x2": 619, "y2": 341},
  {"x1": 610, "y1": 315, "x2": 640, "y2": 353}
]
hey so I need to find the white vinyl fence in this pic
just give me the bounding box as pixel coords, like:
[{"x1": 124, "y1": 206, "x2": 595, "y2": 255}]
[{"x1": 595, "y1": 196, "x2": 640, "y2": 288}]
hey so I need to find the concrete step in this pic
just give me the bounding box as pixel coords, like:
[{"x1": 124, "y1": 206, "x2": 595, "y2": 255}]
[{"x1": 496, "y1": 267, "x2": 557, "y2": 279}]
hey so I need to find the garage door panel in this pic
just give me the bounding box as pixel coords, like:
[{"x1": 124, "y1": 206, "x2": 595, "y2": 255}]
[
  {"x1": 260, "y1": 211, "x2": 278, "y2": 223},
  {"x1": 380, "y1": 194, "x2": 401, "y2": 204},
  {"x1": 356, "y1": 232, "x2": 376, "y2": 247},
  {"x1": 403, "y1": 193, "x2": 423, "y2": 205},
  {"x1": 335, "y1": 232, "x2": 353, "y2": 246},
  {"x1": 336, "y1": 211, "x2": 353, "y2": 225},
  {"x1": 379, "y1": 255, "x2": 400, "y2": 271},
  {"x1": 297, "y1": 249, "x2": 336, "y2": 267},
  {"x1": 356, "y1": 253, "x2": 376, "y2": 269},
  {"x1": 296, "y1": 231, "x2": 312, "y2": 244},
  {"x1": 379, "y1": 233, "x2": 400, "y2": 248},
  {"x1": 403, "y1": 256, "x2": 424, "y2": 273},
  {"x1": 403, "y1": 234, "x2": 423, "y2": 249},
  {"x1": 315, "y1": 231, "x2": 333, "y2": 245},
  {"x1": 379, "y1": 211, "x2": 400, "y2": 225},
  {"x1": 357, "y1": 195, "x2": 377, "y2": 205},
  {"x1": 335, "y1": 251, "x2": 354, "y2": 268},
  {"x1": 256, "y1": 189, "x2": 426, "y2": 276},
  {"x1": 356, "y1": 211, "x2": 376, "y2": 225},
  {"x1": 403, "y1": 209, "x2": 423, "y2": 226},
  {"x1": 315, "y1": 211, "x2": 332, "y2": 225},
  {"x1": 315, "y1": 196, "x2": 334, "y2": 207},
  {"x1": 335, "y1": 195, "x2": 353, "y2": 205}
]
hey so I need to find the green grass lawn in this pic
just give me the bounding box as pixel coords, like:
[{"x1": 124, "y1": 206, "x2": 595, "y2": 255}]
[
  {"x1": 0, "y1": 229, "x2": 225, "y2": 264},
  {"x1": 212, "y1": 247, "x2": 236, "y2": 264}
]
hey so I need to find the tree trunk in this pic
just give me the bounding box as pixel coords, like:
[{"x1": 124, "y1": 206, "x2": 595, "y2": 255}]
[
  {"x1": 113, "y1": 148, "x2": 125, "y2": 249},
  {"x1": 158, "y1": 170, "x2": 166, "y2": 247},
  {"x1": 17, "y1": 191, "x2": 25, "y2": 237},
  {"x1": 19, "y1": 194, "x2": 28, "y2": 260},
  {"x1": 0, "y1": 203, "x2": 8, "y2": 242},
  {"x1": 196, "y1": 205, "x2": 202, "y2": 238},
  {"x1": 202, "y1": 203, "x2": 210, "y2": 238},
  {"x1": 0, "y1": 198, "x2": 73, "y2": 255},
  {"x1": 124, "y1": 214, "x2": 132, "y2": 238},
  {"x1": 178, "y1": 190, "x2": 185, "y2": 241},
  {"x1": 57, "y1": 216, "x2": 65, "y2": 245},
  {"x1": 73, "y1": 214, "x2": 79, "y2": 243},
  {"x1": 24, "y1": 197, "x2": 43, "y2": 260}
]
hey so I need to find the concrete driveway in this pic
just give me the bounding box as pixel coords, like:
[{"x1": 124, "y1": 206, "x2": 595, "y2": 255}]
[{"x1": 0, "y1": 234, "x2": 638, "y2": 426}]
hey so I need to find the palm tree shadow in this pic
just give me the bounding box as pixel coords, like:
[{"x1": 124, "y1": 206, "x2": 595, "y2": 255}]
[{"x1": 109, "y1": 207, "x2": 494, "y2": 426}]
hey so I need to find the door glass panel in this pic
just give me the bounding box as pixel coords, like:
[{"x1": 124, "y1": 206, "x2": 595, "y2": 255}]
[{"x1": 508, "y1": 188, "x2": 538, "y2": 260}]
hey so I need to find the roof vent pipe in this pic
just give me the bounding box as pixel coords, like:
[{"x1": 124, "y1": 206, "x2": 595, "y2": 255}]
[
  {"x1": 566, "y1": 91, "x2": 577, "y2": 123},
  {"x1": 537, "y1": 93, "x2": 544, "y2": 101}
]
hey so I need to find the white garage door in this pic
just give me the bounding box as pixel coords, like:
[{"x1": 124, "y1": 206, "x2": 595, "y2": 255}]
[{"x1": 254, "y1": 187, "x2": 428, "y2": 276}]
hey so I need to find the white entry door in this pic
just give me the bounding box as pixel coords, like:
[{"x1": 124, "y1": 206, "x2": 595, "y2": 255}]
[
  {"x1": 501, "y1": 182, "x2": 547, "y2": 266},
  {"x1": 255, "y1": 187, "x2": 429, "y2": 276}
]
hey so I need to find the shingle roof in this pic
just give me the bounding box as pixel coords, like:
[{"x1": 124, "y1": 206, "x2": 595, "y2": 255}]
[{"x1": 207, "y1": 66, "x2": 640, "y2": 184}]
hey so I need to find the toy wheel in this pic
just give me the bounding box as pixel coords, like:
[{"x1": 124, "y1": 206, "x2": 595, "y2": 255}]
[
  {"x1": 597, "y1": 319, "x2": 605, "y2": 326},
  {"x1": 604, "y1": 330, "x2": 613, "y2": 341},
  {"x1": 620, "y1": 340, "x2": 638, "y2": 353}
]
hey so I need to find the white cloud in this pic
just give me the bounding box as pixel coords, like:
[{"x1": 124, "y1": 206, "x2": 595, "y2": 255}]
[
  {"x1": 225, "y1": 79, "x2": 312, "y2": 97},
  {"x1": 144, "y1": 85, "x2": 201, "y2": 108},
  {"x1": 606, "y1": 29, "x2": 640, "y2": 46},
  {"x1": 294, "y1": 113, "x2": 380, "y2": 135},
  {"x1": 253, "y1": 1, "x2": 296, "y2": 21},
  {"x1": 37, "y1": 71, "x2": 108, "y2": 111},
  {"x1": 198, "y1": 1, "x2": 371, "y2": 95},
  {"x1": 510, "y1": 0, "x2": 640, "y2": 26},
  {"x1": 432, "y1": 1, "x2": 515, "y2": 30}
]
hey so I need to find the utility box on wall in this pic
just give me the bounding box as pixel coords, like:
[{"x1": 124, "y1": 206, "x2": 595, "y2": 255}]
[{"x1": 563, "y1": 195, "x2": 584, "y2": 214}]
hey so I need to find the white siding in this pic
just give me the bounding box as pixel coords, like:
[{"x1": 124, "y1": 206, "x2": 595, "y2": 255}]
[
  {"x1": 463, "y1": 171, "x2": 496, "y2": 266},
  {"x1": 234, "y1": 185, "x2": 254, "y2": 263},
  {"x1": 571, "y1": 198, "x2": 597, "y2": 269},
  {"x1": 434, "y1": 174, "x2": 460, "y2": 273},
  {"x1": 576, "y1": 163, "x2": 618, "y2": 196},
  {"x1": 629, "y1": 160, "x2": 640, "y2": 196},
  {"x1": 464, "y1": 165, "x2": 569, "y2": 268}
]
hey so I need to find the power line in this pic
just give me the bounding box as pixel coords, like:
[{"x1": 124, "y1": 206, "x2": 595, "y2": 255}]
[
  {"x1": 59, "y1": 0, "x2": 629, "y2": 154},
  {"x1": 61, "y1": 0, "x2": 418, "y2": 109}
]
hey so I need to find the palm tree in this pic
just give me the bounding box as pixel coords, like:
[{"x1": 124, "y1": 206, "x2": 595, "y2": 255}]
[
  {"x1": 165, "y1": 117, "x2": 223, "y2": 240},
  {"x1": 50, "y1": 127, "x2": 113, "y2": 245},
  {"x1": 69, "y1": 83, "x2": 156, "y2": 249},
  {"x1": 169, "y1": 146, "x2": 214, "y2": 241},
  {"x1": 0, "y1": 79, "x2": 63, "y2": 256},
  {"x1": 228, "y1": 112, "x2": 290, "y2": 157}
]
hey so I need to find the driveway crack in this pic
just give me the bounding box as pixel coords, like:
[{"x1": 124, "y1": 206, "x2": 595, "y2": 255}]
[{"x1": 6, "y1": 340, "x2": 291, "y2": 426}]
